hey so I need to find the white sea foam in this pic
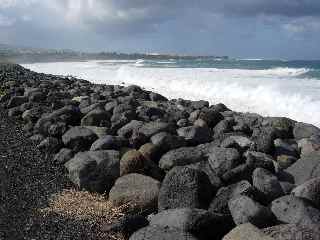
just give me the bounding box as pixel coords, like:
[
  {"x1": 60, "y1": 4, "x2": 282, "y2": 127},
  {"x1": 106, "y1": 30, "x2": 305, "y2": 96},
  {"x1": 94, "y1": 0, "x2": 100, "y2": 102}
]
[{"x1": 23, "y1": 60, "x2": 320, "y2": 127}]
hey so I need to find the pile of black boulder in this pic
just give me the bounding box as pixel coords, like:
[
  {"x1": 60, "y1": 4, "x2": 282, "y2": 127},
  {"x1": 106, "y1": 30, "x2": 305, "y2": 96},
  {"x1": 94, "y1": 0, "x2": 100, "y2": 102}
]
[{"x1": 1, "y1": 63, "x2": 320, "y2": 240}]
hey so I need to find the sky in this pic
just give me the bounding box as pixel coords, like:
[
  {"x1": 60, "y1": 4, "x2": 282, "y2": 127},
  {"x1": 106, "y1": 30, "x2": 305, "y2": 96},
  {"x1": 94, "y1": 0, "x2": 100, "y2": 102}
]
[{"x1": 1, "y1": 0, "x2": 320, "y2": 59}]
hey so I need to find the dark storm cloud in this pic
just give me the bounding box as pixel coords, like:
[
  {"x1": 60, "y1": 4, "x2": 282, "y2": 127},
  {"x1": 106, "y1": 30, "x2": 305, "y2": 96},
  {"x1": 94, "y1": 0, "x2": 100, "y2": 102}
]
[{"x1": 0, "y1": 0, "x2": 320, "y2": 59}]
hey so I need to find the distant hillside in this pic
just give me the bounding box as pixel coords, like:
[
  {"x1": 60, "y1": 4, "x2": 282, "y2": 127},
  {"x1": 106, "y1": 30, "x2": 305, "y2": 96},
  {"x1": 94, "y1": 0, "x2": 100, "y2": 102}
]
[{"x1": 0, "y1": 44, "x2": 228, "y2": 63}]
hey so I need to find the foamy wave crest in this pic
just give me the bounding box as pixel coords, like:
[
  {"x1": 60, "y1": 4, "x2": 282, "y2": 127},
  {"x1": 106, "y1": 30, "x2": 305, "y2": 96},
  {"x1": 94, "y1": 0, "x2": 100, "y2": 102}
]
[{"x1": 23, "y1": 62, "x2": 320, "y2": 127}]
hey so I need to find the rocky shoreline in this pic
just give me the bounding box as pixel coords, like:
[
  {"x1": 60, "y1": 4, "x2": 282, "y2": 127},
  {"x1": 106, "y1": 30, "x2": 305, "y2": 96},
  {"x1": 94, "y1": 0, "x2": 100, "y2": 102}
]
[{"x1": 1, "y1": 63, "x2": 320, "y2": 240}]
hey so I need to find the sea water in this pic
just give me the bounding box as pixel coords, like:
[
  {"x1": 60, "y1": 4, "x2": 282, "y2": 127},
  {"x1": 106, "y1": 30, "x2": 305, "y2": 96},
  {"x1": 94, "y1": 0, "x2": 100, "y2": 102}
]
[{"x1": 23, "y1": 58, "x2": 320, "y2": 127}]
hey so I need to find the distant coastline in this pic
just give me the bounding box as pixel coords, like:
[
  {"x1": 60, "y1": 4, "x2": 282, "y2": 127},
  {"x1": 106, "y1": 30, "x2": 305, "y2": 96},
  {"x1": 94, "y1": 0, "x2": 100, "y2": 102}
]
[{"x1": 0, "y1": 43, "x2": 228, "y2": 64}]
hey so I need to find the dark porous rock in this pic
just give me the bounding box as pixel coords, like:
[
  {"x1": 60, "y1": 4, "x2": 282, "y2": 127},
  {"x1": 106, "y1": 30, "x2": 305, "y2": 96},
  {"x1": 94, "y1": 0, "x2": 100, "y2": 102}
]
[
  {"x1": 7, "y1": 96, "x2": 28, "y2": 108},
  {"x1": 22, "y1": 107, "x2": 44, "y2": 123},
  {"x1": 149, "y1": 92, "x2": 168, "y2": 102},
  {"x1": 81, "y1": 108, "x2": 110, "y2": 127},
  {"x1": 81, "y1": 126, "x2": 110, "y2": 138},
  {"x1": 158, "y1": 166, "x2": 214, "y2": 211},
  {"x1": 292, "y1": 177, "x2": 320, "y2": 208},
  {"x1": 37, "y1": 137, "x2": 62, "y2": 154},
  {"x1": 104, "y1": 100, "x2": 118, "y2": 113},
  {"x1": 136, "y1": 105, "x2": 165, "y2": 121},
  {"x1": 64, "y1": 150, "x2": 120, "y2": 193},
  {"x1": 298, "y1": 135, "x2": 320, "y2": 156},
  {"x1": 189, "y1": 110, "x2": 201, "y2": 123},
  {"x1": 29, "y1": 134, "x2": 45, "y2": 142},
  {"x1": 120, "y1": 150, "x2": 146, "y2": 176},
  {"x1": 209, "y1": 180, "x2": 256, "y2": 216},
  {"x1": 293, "y1": 122, "x2": 320, "y2": 140},
  {"x1": 221, "y1": 164, "x2": 253, "y2": 184},
  {"x1": 193, "y1": 118, "x2": 208, "y2": 128},
  {"x1": 138, "y1": 121, "x2": 174, "y2": 138},
  {"x1": 285, "y1": 151, "x2": 320, "y2": 185},
  {"x1": 262, "y1": 117, "x2": 295, "y2": 139},
  {"x1": 187, "y1": 160, "x2": 223, "y2": 189},
  {"x1": 274, "y1": 138, "x2": 299, "y2": 158},
  {"x1": 129, "y1": 130, "x2": 148, "y2": 148},
  {"x1": 139, "y1": 143, "x2": 161, "y2": 163},
  {"x1": 198, "y1": 109, "x2": 224, "y2": 128},
  {"x1": 90, "y1": 135, "x2": 127, "y2": 151},
  {"x1": 223, "y1": 223, "x2": 274, "y2": 240},
  {"x1": 151, "y1": 132, "x2": 186, "y2": 152},
  {"x1": 35, "y1": 105, "x2": 81, "y2": 135},
  {"x1": 213, "y1": 119, "x2": 233, "y2": 138},
  {"x1": 271, "y1": 195, "x2": 320, "y2": 226},
  {"x1": 28, "y1": 91, "x2": 46, "y2": 102},
  {"x1": 117, "y1": 120, "x2": 144, "y2": 138},
  {"x1": 253, "y1": 168, "x2": 284, "y2": 203},
  {"x1": 245, "y1": 151, "x2": 275, "y2": 173},
  {"x1": 276, "y1": 155, "x2": 297, "y2": 170},
  {"x1": 129, "y1": 226, "x2": 199, "y2": 240},
  {"x1": 251, "y1": 127, "x2": 277, "y2": 154},
  {"x1": 279, "y1": 181, "x2": 296, "y2": 194},
  {"x1": 262, "y1": 224, "x2": 320, "y2": 240},
  {"x1": 221, "y1": 135, "x2": 254, "y2": 152},
  {"x1": 48, "y1": 122, "x2": 67, "y2": 137},
  {"x1": 8, "y1": 106, "x2": 22, "y2": 117},
  {"x1": 102, "y1": 214, "x2": 149, "y2": 237},
  {"x1": 228, "y1": 195, "x2": 275, "y2": 228},
  {"x1": 109, "y1": 173, "x2": 160, "y2": 213},
  {"x1": 190, "y1": 100, "x2": 209, "y2": 110},
  {"x1": 80, "y1": 102, "x2": 103, "y2": 115},
  {"x1": 53, "y1": 148, "x2": 74, "y2": 164},
  {"x1": 62, "y1": 126, "x2": 98, "y2": 152},
  {"x1": 159, "y1": 146, "x2": 206, "y2": 171},
  {"x1": 149, "y1": 208, "x2": 233, "y2": 240},
  {"x1": 177, "y1": 126, "x2": 211, "y2": 145},
  {"x1": 177, "y1": 118, "x2": 189, "y2": 127},
  {"x1": 208, "y1": 147, "x2": 241, "y2": 177}
]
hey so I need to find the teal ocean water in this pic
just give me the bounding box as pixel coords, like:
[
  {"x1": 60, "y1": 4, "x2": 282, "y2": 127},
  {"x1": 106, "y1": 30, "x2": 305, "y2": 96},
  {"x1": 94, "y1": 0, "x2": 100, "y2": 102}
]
[{"x1": 23, "y1": 58, "x2": 320, "y2": 126}]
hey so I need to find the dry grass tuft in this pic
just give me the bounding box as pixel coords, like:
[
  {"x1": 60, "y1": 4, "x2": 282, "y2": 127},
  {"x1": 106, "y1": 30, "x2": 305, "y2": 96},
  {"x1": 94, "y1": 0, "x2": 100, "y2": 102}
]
[{"x1": 38, "y1": 189, "x2": 130, "y2": 240}]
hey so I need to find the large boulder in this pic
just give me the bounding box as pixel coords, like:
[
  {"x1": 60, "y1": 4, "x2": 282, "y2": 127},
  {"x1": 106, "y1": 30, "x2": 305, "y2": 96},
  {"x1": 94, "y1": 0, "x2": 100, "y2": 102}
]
[
  {"x1": 151, "y1": 132, "x2": 186, "y2": 152},
  {"x1": 159, "y1": 146, "x2": 206, "y2": 171},
  {"x1": 53, "y1": 148, "x2": 74, "y2": 164},
  {"x1": 90, "y1": 135, "x2": 127, "y2": 151},
  {"x1": 177, "y1": 126, "x2": 211, "y2": 145},
  {"x1": 64, "y1": 150, "x2": 120, "y2": 193},
  {"x1": 209, "y1": 180, "x2": 256, "y2": 216},
  {"x1": 120, "y1": 150, "x2": 146, "y2": 176},
  {"x1": 81, "y1": 108, "x2": 110, "y2": 127},
  {"x1": 129, "y1": 226, "x2": 199, "y2": 240},
  {"x1": 252, "y1": 168, "x2": 284, "y2": 203},
  {"x1": 228, "y1": 196, "x2": 275, "y2": 228},
  {"x1": 262, "y1": 224, "x2": 320, "y2": 240},
  {"x1": 271, "y1": 195, "x2": 320, "y2": 226},
  {"x1": 138, "y1": 121, "x2": 174, "y2": 138},
  {"x1": 208, "y1": 147, "x2": 241, "y2": 177},
  {"x1": 293, "y1": 122, "x2": 320, "y2": 140},
  {"x1": 285, "y1": 151, "x2": 320, "y2": 185},
  {"x1": 149, "y1": 208, "x2": 233, "y2": 240},
  {"x1": 223, "y1": 223, "x2": 274, "y2": 240},
  {"x1": 251, "y1": 127, "x2": 276, "y2": 154},
  {"x1": 62, "y1": 126, "x2": 98, "y2": 151},
  {"x1": 35, "y1": 105, "x2": 81, "y2": 135},
  {"x1": 7, "y1": 96, "x2": 28, "y2": 108},
  {"x1": 158, "y1": 166, "x2": 214, "y2": 211},
  {"x1": 109, "y1": 174, "x2": 160, "y2": 213},
  {"x1": 245, "y1": 151, "x2": 275, "y2": 173},
  {"x1": 298, "y1": 136, "x2": 320, "y2": 156},
  {"x1": 117, "y1": 120, "x2": 144, "y2": 138},
  {"x1": 292, "y1": 177, "x2": 320, "y2": 208}
]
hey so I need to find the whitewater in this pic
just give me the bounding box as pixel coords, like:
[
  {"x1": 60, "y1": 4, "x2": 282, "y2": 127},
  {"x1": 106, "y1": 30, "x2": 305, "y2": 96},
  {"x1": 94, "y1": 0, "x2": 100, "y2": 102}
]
[{"x1": 22, "y1": 59, "x2": 320, "y2": 127}]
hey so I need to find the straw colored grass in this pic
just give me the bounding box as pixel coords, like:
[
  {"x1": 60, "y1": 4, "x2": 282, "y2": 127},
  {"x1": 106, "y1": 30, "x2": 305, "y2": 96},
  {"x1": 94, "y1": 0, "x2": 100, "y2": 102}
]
[{"x1": 38, "y1": 189, "x2": 130, "y2": 240}]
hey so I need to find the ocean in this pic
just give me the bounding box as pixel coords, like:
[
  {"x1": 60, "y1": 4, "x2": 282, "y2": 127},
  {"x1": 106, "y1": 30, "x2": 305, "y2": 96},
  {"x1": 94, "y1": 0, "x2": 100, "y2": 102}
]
[{"x1": 22, "y1": 58, "x2": 320, "y2": 127}]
